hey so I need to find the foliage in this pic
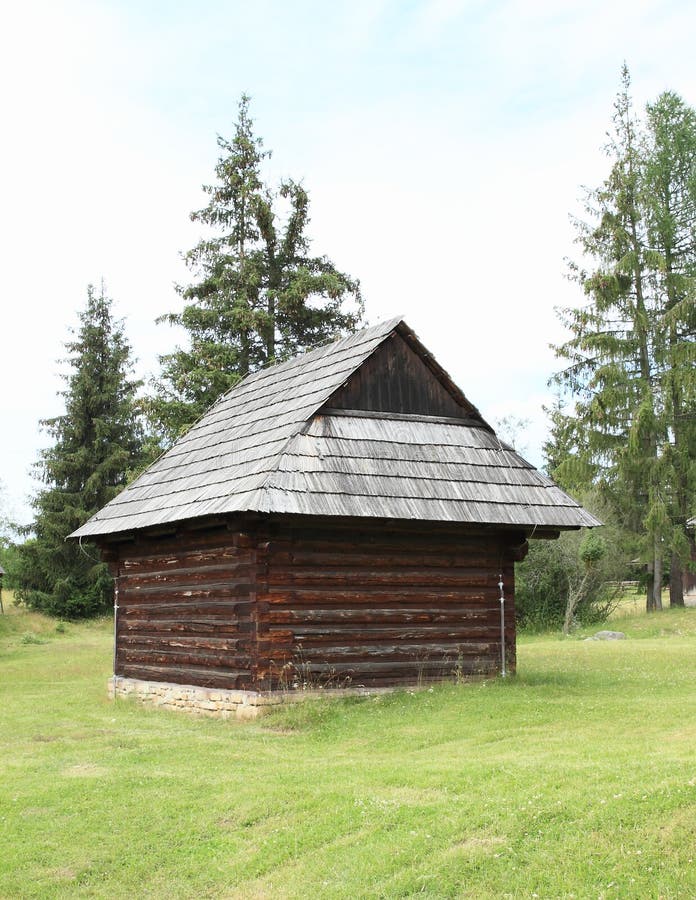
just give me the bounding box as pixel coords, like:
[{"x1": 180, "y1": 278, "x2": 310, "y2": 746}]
[
  {"x1": 493, "y1": 414, "x2": 531, "y2": 456},
  {"x1": 516, "y1": 495, "x2": 628, "y2": 632},
  {"x1": 149, "y1": 94, "x2": 364, "y2": 443},
  {"x1": 2, "y1": 606, "x2": 696, "y2": 896},
  {"x1": 551, "y1": 66, "x2": 696, "y2": 610},
  {"x1": 12, "y1": 285, "x2": 144, "y2": 618},
  {"x1": 0, "y1": 480, "x2": 20, "y2": 588}
]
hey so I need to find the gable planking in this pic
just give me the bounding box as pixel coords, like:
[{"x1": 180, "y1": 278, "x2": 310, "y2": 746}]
[{"x1": 325, "y1": 332, "x2": 473, "y2": 418}]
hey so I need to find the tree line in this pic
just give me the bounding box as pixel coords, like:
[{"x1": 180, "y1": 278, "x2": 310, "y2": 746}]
[{"x1": 4, "y1": 75, "x2": 695, "y2": 622}]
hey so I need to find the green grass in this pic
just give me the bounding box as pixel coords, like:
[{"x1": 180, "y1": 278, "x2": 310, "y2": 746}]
[{"x1": 1, "y1": 601, "x2": 696, "y2": 898}]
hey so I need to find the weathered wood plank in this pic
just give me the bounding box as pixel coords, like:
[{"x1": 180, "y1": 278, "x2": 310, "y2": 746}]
[
  {"x1": 261, "y1": 657, "x2": 497, "y2": 678},
  {"x1": 265, "y1": 625, "x2": 509, "y2": 642},
  {"x1": 121, "y1": 647, "x2": 251, "y2": 668},
  {"x1": 118, "y1": 582, "x2": 249, "y2": 607},
  {"x1": 118, "y1": 663, "x2": 249, "y2": 689},
  {"x1": 118, "y1": 620, "x2": 242, "y2": 637},
  {"x1": 276, "y1": 550, "x2": 500, "y2": 569},
  {"x1": 121, "y1": 546, "x2": 252, "y2": 575},
  {"x1": 121, "y1": 563, "x2": 252, "y2": 589},
  {"x1": 259, "y1": 640, "x2": 498, "y2": 660},
  {"x1": 120, "y1": 634, "x2": 243, "y2": 650},
  {"x1": 259, "y1": 588, "x2": 496, "y2": 605},
  {"x1": 120, "y1": 600, "x2": 250, "y2": 616},
  {"x1": 260, "y1": 606, "x2": 499, "y2": 625},
  {"x1": 123, "y1": 528, "x2": 246, "y2": 559},
  {"x1": 266, "y1": 566, "x2": 496, "y2": 587}
]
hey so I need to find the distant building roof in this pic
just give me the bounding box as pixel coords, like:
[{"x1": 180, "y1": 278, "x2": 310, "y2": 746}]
[{"x1": 71, "y1": 318, "x2": 600, "y2": 539}]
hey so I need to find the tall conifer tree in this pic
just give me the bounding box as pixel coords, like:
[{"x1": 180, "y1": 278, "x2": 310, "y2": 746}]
[
  {"x1": 14, "y1": 285, "x2": 144, "y2": 617},
  {"x1": 150, "y1": 95, "x2": 363, "y2": 443},
  {"x1": 552, "y1": 67, "x2": 696, "y2": 611},
  {"x1": 643, "y1": 92, "x2": 696, "y2": 604}
]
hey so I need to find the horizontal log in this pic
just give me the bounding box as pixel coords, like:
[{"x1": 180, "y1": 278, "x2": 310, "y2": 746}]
[
  {"x1": 118, "y1": 620, "x2": 243, "y2": 637},
  {"x1": 117, "y1": 617, "x2": 246, "y2": 637},
  {"x1": 120, "y1": 634, "x2": 243, "y2": 651},
  {"x1": 121, "y1": 562, "x2": 253, "y2": 588},
  {"x1": 270, "y1": 537, "x2": 497, "y2": 557},
  {"x1": 121, "y1": 647, "x2": 251, "y2": 668},
  {"x1": 264, "y1": 625, "x2": 509, "y2": 643},
  {"x1": 123, "y1": 529, "x2": 242, "y2": 559},
  {"x1": 120, "y1": 581, "x2": 253, "y2": 601},
  {"x1": 266, "y1": 567, "x2": 495, "y2": 588},
  {"x1": 118, "y1": 663, "x2": 249, "y2": 690},
  {"x1": 260, "y1": 656, "x2": 498, "y2": 678},
  {"x1": 121, "y1": 546, "x2": 252, "y2": 575},
  {"x1": 266, "y1": 549, "x2": 502, "y2": 568},
  {"x1": 259, "y1": 605, "x2": 498, "y2": 625},
  {"x1": 120, "y1": 601, "x2": 251, "y2": 616},
  {"x1": 259, "y1": 588, "x2": 495, "y2": 605},
  {"x1": 259, "y1": 641, "x2": 498, "y2": 663}
]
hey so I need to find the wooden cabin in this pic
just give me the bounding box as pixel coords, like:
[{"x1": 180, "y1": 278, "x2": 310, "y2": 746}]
[{"x1": 71, "y1": 318, "x2": 599, "y2": 717}]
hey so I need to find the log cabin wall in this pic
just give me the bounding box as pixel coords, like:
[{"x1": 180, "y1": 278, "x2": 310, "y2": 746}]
[
  {"x1": 110, "y1": 524, "x2": 258, "y2": 690},
  {"x1": 254, "y1": 516, "x2": 522, "y2": 690},
  {"x1": 106, "y1": 515, "x2": 525, "y2": 693}
]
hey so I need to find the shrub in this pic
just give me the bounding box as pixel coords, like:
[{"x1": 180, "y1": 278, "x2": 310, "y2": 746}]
[{"x1": 516, "y1": 529, "x2": 627, "y2": 632}]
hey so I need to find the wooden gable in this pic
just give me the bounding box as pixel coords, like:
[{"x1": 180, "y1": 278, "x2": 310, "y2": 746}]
[{"x1": 324, "y1": 331, "x2": 474, "y2": 419}]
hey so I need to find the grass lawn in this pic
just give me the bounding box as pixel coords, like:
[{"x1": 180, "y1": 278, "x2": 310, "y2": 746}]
[{"x1": 1, "y1": 596, "x2": 696, "y2": 898}]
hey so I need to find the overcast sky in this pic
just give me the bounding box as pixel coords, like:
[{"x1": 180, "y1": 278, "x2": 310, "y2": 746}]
[{"x1": 1, "y1": 0, "x2": 694, "y2": 526}]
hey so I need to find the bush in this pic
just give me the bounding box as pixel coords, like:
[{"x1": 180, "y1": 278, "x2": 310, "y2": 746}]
[
  {"x1": 11, "y1": 538, "x2": 113, "y2": 619},
  {"x1": 516, "y1": 529, "x2": 627, "y2": 632}
]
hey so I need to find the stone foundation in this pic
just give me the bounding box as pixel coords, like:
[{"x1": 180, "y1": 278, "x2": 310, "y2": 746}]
[{"x1": 108, "y1": 676, "x2": 392, "y2": 720}]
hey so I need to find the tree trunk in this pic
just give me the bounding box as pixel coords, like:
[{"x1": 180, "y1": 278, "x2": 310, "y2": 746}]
[
  {"x1": 653, "y1": 545, "x2": 663, "y2": 611},
  {"x1": 646, "y1": 560, "x2": 655, "y2": 612},
  {"x1": 563, "y1": 590, "x2": 577, "y2": 635},
  {"x1": 563, "y1": 572, "x2": 589, "y2": 634},
  {"x1": 669, "y1": 552, "x2": 684, "y2": 607}
]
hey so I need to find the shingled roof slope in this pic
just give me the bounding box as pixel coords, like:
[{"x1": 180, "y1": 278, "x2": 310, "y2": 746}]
[{"x1": 72, "y1": 317, "x2": 599, "y2": 538}]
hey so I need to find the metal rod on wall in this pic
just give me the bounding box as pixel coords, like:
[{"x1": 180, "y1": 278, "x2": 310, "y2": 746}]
[{"x1": 498, "y1": 573, "x2": 506, "y2": 678}]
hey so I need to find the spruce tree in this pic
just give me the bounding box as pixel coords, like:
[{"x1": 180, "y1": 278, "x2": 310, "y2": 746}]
[
  {"x1": 14, "y1": 285, "x2": 144, "y2": 617},
  {"x1": 150, "y1": 95, "x2": 363, "y2": 443},
  {"x1": 552, "y1": 67, "x2": 696, "y2": 612}
]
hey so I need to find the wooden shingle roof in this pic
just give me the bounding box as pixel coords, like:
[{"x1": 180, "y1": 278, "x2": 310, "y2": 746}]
[{"x1": 72, "y1": 317, "x2": 600, "y2": 539}]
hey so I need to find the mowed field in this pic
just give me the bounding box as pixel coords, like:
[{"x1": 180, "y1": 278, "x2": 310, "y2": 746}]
[{"x1": 1, "y1": 591, "x2": 696, "y2": 899}]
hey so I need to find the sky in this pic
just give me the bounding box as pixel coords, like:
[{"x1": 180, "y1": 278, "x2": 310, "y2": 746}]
[{"x1": 1, "y1": 0, "x2": 694, "y2": 527}]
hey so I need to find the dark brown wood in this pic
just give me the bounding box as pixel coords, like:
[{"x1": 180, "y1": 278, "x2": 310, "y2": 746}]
[
  {"x1": 325, "y1": 332, "x2": 473, "y2": 419},
  {"x1": 112, "y1": 533, "x2": 256, "y2": 687},
  {"x1": 106, "y1": 515, "x2": 519, "y2": 692},
  {"x1": 252, "y1": 516, "x2": 516, "y2": 690}
]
